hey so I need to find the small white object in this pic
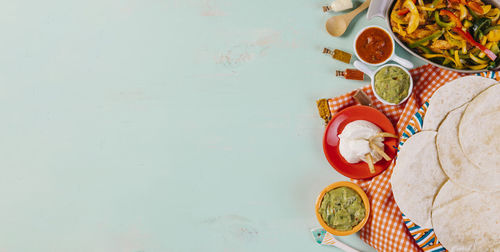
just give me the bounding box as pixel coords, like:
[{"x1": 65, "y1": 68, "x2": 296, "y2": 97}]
[
  {"x1": 330, "y1": 0, "x2": 353, "y2": 12},
  {"x1": 338, "y1": 120, "x2": 384, "y2": 164}
]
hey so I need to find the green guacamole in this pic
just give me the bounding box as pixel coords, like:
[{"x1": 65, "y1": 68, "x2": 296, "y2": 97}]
[
  {"x1": 374, "y1": 66, "x2": 410, "y2": 104},
  {"x1": 318, "y1": 187, "x2": 366, "y2": 231}
]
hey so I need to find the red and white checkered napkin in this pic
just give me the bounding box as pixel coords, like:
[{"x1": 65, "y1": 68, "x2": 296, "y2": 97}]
[{"x1": 323, "y1": 64, "x2": 500, "y2": 252}]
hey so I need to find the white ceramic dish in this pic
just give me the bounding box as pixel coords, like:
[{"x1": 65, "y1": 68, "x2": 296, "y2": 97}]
[
  {"x1": 353, "y1": 61, "x2": 413, "y2": 105},
  {"x1": 353, "y1": 25, "x2": 414, "y2": 69},
  {"x1": 366, "y1": 0, "x2": 500, "y2": 73}
]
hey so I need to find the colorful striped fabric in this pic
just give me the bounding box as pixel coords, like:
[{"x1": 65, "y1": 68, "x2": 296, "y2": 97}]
[
  {"x1": 398, "y1": 102, "x2": 446, "y2": 252},
  {"x1": 396, "y1": 71, "x2": 496, "y2": 252}
]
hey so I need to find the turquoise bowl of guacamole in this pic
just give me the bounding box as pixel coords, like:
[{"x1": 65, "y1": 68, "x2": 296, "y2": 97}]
[
  {"x1": 315, "y1": 181, "x2": 370, "y2": 235},
  {"x1": 372, "y1": 65, "x2": 413, "y2": 105}
]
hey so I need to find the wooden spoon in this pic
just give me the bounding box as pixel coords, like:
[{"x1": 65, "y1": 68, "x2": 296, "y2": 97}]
[{"x1": 325, "y1": 0, "x2": 371, "y2": 37}]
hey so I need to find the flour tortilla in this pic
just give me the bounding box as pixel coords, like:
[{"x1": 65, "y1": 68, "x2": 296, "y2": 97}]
[
  {"x1": 391, "y1": 131, "x2": 447, "y2": 229},
  {"x1": 432, "y1": 181, "x2": 500, "y2": 252},
  {"x1": 422, "y1": 76, "x2": 497, "y2": 131},
  {"x1": 458, "y1": 84, "x2": 500, "y2": 187},
  {"x1": 436, "y1": 104, "x2": 500, "y2": 192}
]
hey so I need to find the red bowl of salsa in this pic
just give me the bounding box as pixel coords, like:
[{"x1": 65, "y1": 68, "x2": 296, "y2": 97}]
[{"x1": 353, "y1": 25, "x2": 413, "y2": 69}]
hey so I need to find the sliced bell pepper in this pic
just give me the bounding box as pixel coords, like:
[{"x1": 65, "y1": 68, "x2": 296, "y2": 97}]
[
  {"x1": 463, "y1": 19, "x2": 474, "y2": 28},
  {"x1": 392, "y1": 22, "x2": 408, "y2": 37},
  {"x1": 470, "y1": 52, "x2": 490, "y2": 63},
  {"x1": 465, "y1": 63, "x2": 489, "y2": 69},
  {"x1": 391, "y1": 10, "x2": 410, "y2": 24},
  {"x1": 490, "y1": 42, "x2": 500, "y2": 54},
  {"x1": 404, "y1": 0, "x2": 420, "y2": 34},
  {"x1": 481, "y1": 34, "x2": 488, "y2": 45},
  {"x1": 435, "y1": 11, "x2": 455, "y2": 28},
  {"x1": 487, "y1": 29, "x2": 500, "y2": 41},
  {"x1": 417, "y1": 45, "x2": 433, "y2": 54},
  {"x1": 467, "y1": 6, "x2": 480, "y2": 19},
  {"x1": 398, "y1": 8, "x2": 410, "y2": 15},
  {"x1": 459, "y1": 4, "x2": 468, "y2": 20},
  {"x1": 409, "y1": 29, "x2": 445, "y2": 48},
  {"x1": 455, "y1": 50, "x2": 463, "y2": 68},
  {"x1": 472, "y1": 18, "x2": 492, "y2": 40},
  {"x1": 486, "y1": 8, "x2": 500, "y2": 23},
  {"x1": 447, "y1": 30, "x2": 465, "y2": 40},
  {"x1": 422, "y1": 53, "x2": 446, "y2": 58},
  {"x1": 453, "y1": 27, "x2": 497, "y2": 60},
  {"x1": 423, "y1": 53, "x2": 458, "y2": 65},
  {"x1": 482, "y1": 5, "x2": 492, "y2": 14},
  {"x1": 484, "y1": 25, "x2": 500, "y2": 34},
  {"x1": 440, "y1": 9, "x2": 462, "y2": 28},
  {"x1": 444, "y1": 31, "x2": 464, "y2": 47},
  {"x1": 418, "y1": 6, "x2": 436, "y2": 11},
  {"x1": 468, "y1": 1, "x2": 484, "y2": 15}
]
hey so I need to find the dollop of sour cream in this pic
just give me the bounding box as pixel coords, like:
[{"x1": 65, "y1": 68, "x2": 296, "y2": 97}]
[{"x1": 338, "y1": 120, "x2": 384, "y2": 164}]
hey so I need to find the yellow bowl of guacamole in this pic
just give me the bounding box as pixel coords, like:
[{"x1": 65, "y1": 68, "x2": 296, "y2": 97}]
[
  {"x1": 371, "y1": 64, "x2": 413, "y2": 105},
  {"x1": 315, "y1": 181, "x2": 370, "y2": 236}
]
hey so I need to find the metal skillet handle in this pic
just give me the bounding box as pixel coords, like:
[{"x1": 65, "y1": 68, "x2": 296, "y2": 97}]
[
  {"x1": 366, "y1": 0, "x2": 391, "y2": 20},
  {"x1": 353, "y1": 60, "x2": 375, "y2": 79},
  {"x1": 392, "y1": 54, "x2": 414, "y2": 69}
]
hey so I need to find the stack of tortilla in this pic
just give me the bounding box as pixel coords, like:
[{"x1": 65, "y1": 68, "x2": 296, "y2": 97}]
[{"x1": 391, "y1": 76, "x2": 500, "y2": 252}]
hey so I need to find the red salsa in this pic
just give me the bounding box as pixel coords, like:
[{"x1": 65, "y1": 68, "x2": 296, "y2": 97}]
[{"x1": 355, "y1": 27, "x2": 393, "y2": 64}]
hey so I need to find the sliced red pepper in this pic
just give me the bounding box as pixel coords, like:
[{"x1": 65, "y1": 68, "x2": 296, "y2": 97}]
[
  {"x1": 467, "y1": 1, "x2": 484, "y2": 14},
  {"x1": 452, "y1": 27, "x2": 497, "y2": 60},
  {"x1": 398, "y1": 8, "x2": 410, "y2": 15},
  {"x1": 440, "y1": 9, "x2": 462, "y2": 28}
]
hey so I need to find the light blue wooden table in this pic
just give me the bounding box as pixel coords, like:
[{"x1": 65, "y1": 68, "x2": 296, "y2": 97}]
[{"x1": 0, "y1": 0, "x2": 425, "y2": 251}]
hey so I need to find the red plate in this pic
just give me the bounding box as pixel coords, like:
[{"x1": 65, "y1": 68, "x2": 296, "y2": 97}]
[{"x1": 323, "y1": 105, "x2": 397, "y2": 179}]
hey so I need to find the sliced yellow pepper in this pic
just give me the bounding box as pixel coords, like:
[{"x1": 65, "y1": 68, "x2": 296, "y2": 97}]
[
  {"x1": 404, "y1": 0, "x2": 420, "y2": 34},
  {"x1": 462, "y1": 40, "x2": 467, "y2": 54},
  {"x1": 481, "y1": 35, "x2": 488, "y2": 45},
  {"x1": 485, "y1": 42, "x2": 493, "y2": 49},
  {"x1": 391, "y1": 11, "x2": 409, "y2": 25},
  {"x1": 482, "y1": 5, "x2": 492, "y2": 14},
  {"x1": 422, "y1": 54, "x2": 458, "y2": 66},
  {"x1": 418, "y1": 6, "x2": 435, "y2": 11},
  {"x1": 455, "y1": 50, "x2": 463, "y2": 68},
  {"x1": 470, "y1": 53, "x2": 489, "y2": 64},
  {"x1": 486, "y1": 7, "x2": 499, "y2": 17},
  {"x1": 444, "y1": 32, "x2": 463, "y2": 47},
  {"x1": 465, "y1": 63, "x2": 489, "y2": 70},
  {"x1": 486, "y1": 8, "x2": 500, "y2": 23},
  {"x1": 481, "y1": 42, "x2": 495, "y2": 58},
  {"x1": 459, "y1": 4, "x2": 468, "y2": 20},
  {"x1": 487, "y1": 30, "x2": 500, "y2": 42},
  {"x1": 447, "y1": 30, "x2": 464, "y2": 41},
  {"x1": 422, "y1": 54, "x2": 446, "y2": 58}
]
